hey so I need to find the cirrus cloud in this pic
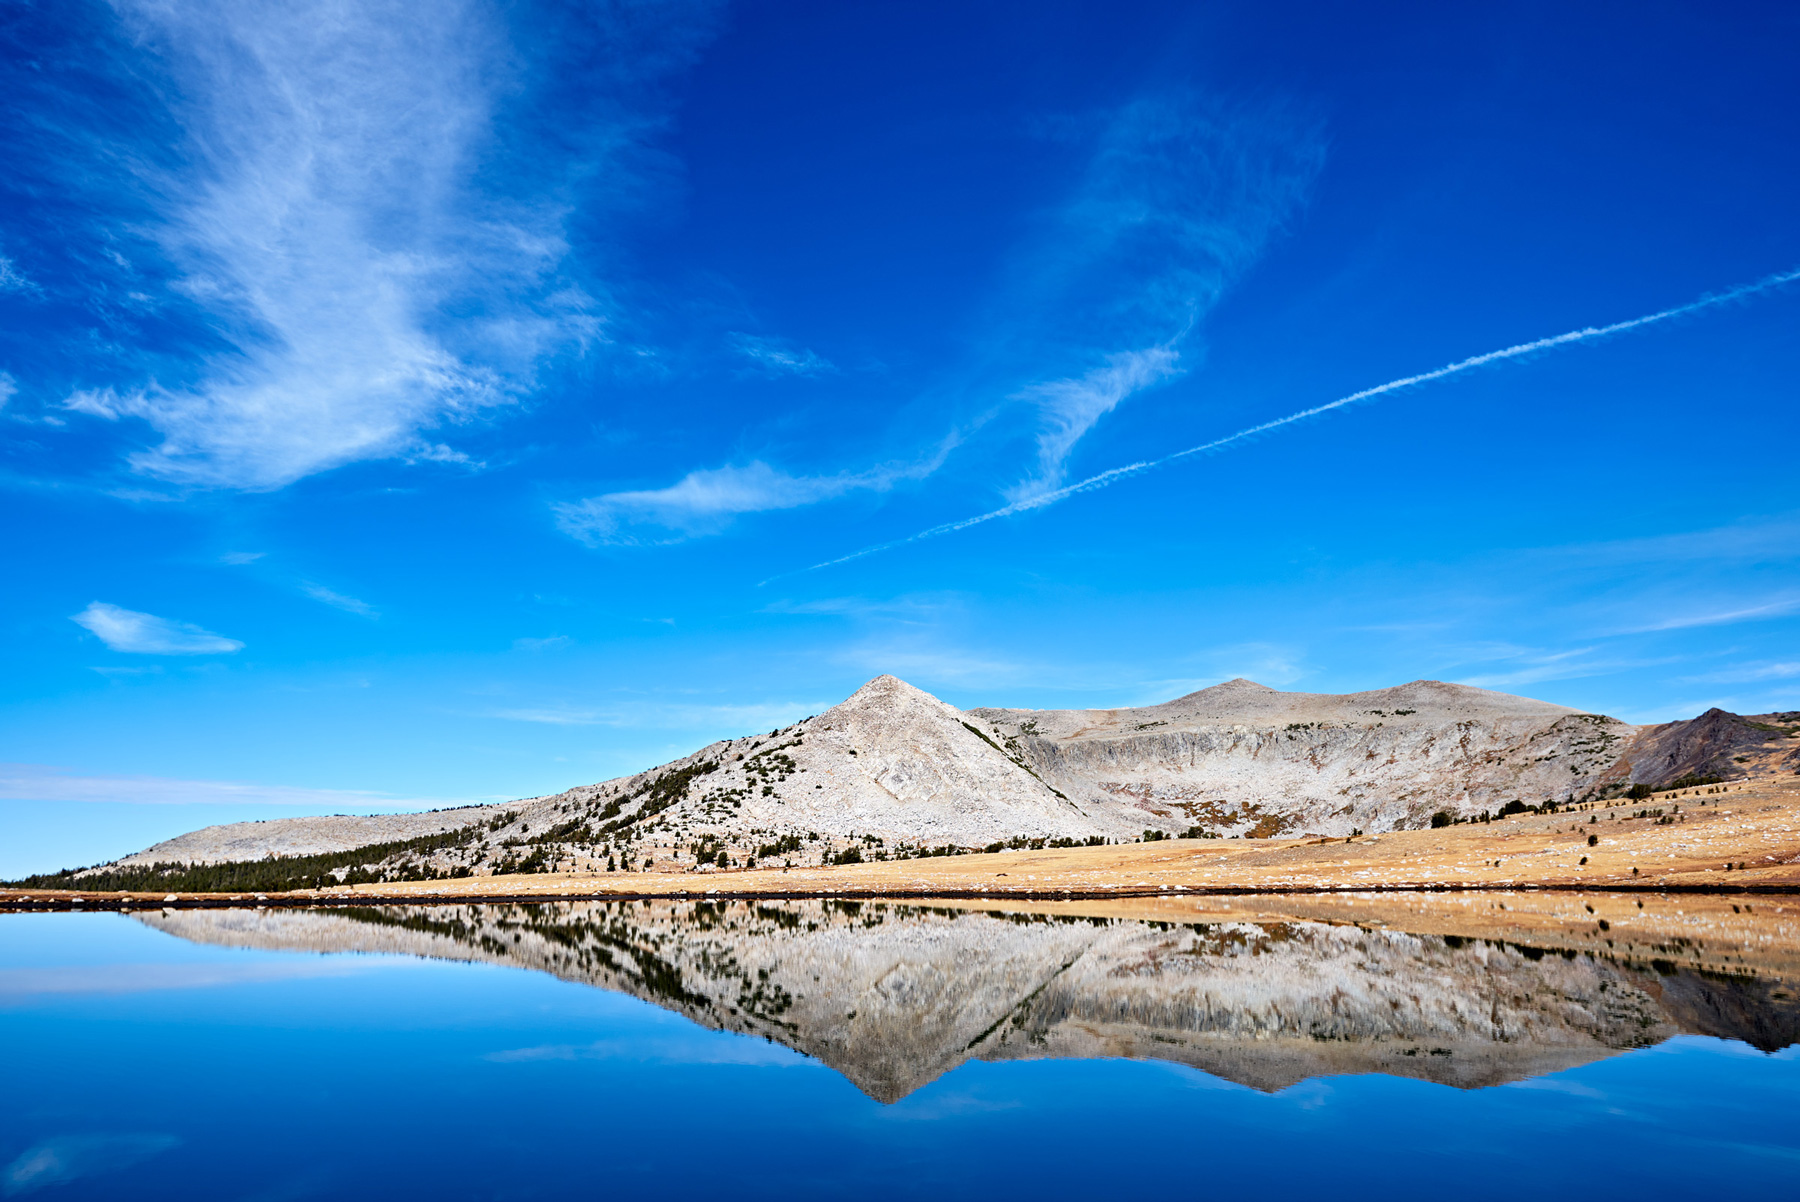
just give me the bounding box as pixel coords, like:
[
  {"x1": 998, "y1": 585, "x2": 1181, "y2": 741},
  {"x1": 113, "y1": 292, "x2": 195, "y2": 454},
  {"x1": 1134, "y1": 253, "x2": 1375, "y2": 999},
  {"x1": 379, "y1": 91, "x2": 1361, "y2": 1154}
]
[
  {"x1": 70, "y1": 602, "x2": 243, "y2": 655},
  {"x1": 555, "y1": 447, "x2": 952, "y2": 546},
  {"x1": 1010, "y1": 345, "x2": 1181, "y2": 500},
  {"x1": 729, "y1": 333, "x2": 834, "y2": 377},
  {"x1": 3, "y1": 1135, "x2": 179, "y2": 1197},
  {"x1": 0, "y1": 762, "x2": 475, "y2": 808},
  {"x1": 1003, "y1": 91, "x2": 1324, "y2": 495},
  {"x1": 45, "y1": 0, "x2": 715, "y2": 490},
  {"x1": 302, "y1": 584, "x2": 379, "y2": 619}
]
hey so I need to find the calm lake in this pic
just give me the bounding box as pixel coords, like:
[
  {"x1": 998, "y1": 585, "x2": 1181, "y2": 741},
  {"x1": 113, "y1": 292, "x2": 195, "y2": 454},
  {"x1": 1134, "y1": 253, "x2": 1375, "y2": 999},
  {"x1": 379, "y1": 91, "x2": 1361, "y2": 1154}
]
[{"x1": 3, "y1": 895, "x2": 1798, "y2": 1199}]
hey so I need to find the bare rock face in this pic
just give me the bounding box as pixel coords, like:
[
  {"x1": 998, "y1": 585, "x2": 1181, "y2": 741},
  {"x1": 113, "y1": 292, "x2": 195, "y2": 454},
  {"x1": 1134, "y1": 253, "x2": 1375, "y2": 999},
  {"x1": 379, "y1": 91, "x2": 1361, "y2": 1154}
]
[
  {"x1": 1609, "y1": 708, "x2": 1800, "y2": 786},
  {"x1": 138, "y1": 900, "x2": 1799, "y2": 1101},
  {"x1": 725, "y1": 674, "x2": 1097, "y2": 841},
  {"x1": 972, "y1": 678, "x2": 1634, "y2": 836},
  {"x1": 478, "y1": 674, "x2": 1127, "y2": 869}
]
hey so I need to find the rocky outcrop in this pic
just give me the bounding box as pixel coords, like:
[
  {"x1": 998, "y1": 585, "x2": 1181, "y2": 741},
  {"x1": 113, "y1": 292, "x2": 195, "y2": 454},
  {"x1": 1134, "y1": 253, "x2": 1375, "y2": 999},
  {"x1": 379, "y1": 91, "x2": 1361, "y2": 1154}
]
[
  {"x1": 973, "y1": 678, "x2": 1635, "y2": 836},
  {"x1": 138, "y1": 899, "x2": 1800, "y2": 1101},
  {"x1": 720, "y1": 674, "x2": 1095, "y2": 841},
  {"x1": 1610, "y1": 708, "x2": 1800, "y2": 787}
]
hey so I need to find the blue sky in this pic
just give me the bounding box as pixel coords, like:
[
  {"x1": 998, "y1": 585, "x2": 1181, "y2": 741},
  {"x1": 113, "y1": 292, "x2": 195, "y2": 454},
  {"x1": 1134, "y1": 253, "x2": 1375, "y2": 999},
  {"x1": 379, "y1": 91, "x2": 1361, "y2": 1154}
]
[{"x1": 2, "y1": 0, "x2": 1797, "y2": 874}]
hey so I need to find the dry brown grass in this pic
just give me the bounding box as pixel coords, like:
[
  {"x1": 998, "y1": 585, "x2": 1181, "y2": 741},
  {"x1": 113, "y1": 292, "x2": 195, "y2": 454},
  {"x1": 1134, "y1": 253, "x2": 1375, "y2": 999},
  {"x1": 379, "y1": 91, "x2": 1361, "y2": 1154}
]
[{"x1": 6, "y1": 775, "x2": 1797, "y2": 909}]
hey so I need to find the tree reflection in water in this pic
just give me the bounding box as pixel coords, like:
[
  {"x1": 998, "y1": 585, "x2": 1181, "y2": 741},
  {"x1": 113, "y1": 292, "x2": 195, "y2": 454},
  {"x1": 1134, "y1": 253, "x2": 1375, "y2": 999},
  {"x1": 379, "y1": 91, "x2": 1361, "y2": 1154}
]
[{"x1": 140, "y1": 896, "x2": 1800, "y2": 1103}]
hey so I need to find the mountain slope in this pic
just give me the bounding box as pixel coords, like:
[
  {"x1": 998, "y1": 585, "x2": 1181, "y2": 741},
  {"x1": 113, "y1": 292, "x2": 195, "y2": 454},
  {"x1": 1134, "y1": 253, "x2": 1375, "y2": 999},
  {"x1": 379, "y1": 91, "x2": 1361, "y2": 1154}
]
[
  {"x1": 517, "y1": 673, "x2": 1112, "y2": 861},
  {"x1": 972, "y1": 677, "x2": 1634, "y2": 837},
  {"x1": 113, "y1": 806, "x2": 499, "y2": 869},
  {"x1": 1609, "y1": 707, "x2": 1800, "y2": 786},
  {"x1": 75, "y1": 674, "x2": 1797, "y2": 887}
]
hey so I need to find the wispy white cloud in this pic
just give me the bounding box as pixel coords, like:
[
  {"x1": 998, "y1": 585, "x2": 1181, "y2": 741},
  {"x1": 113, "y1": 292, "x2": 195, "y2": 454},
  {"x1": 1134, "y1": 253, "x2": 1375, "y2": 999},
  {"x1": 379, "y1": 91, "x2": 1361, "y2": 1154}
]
[
  {"x1": 1011, "y1": 346, "x2": 1180, "y2": 499},
  {"x1": 0, "y1": 373, "x2": 16, "y2": 410},
  {"x1": 2, "y1": 1135, "x2": 178, "y2": 1196},
  {"x1": 1459, "y1": 658, "x2": 1656, "y2": 690},
  {"x1": 555, "y1": 449, "x2": 950, "y2": 545},
  {"x1": 1679, "y1": 661, "x2": 1800, "y2": 685},
  {"x1": 492, "y1": 699, "x2": 821, "y2": 730},
  {"x1": 1186, "y1": 643, "x2": 1310, "y2": 689},
  {"x1": 302, "y1": 583, "x2": 378, "y2": 619},
  {"x1": 486, "y1": 1034, "x2": 804, "y2": 1066},
  {"x1": 833, "y1": 641, "x2": 1030, "y2": 688},
  {"x1": 1539, "y1": 516, "x2": 1800, "y2": 571},
  {"x1": 1615, "y1": 691, "x2": 1800, "y2": 726},
  {"x1": 53, "y1": 0, "x2": 702, "y2": 490},
  {"x1": 1004, "y1": 92, "x2": 1324, "y2": 493},
  {"x1": 0, "y1": 762, "x2": 473, "y2": 808},
  {"x1": 1622, "y1": 595, "x2": 1800, "y2": 633},
  {"x1": 513, "y1": 635, "x2": 572, "y2": 652},
  {"x1": 809, "y1": 266, "x2": 1800, "y2": 572},
  {"x1": 556, "y1": 462, "x2": 848, "y2": 544},
  {"x1": 760, "y1": 592, "x2": 964, "y2": 621},
  {"x1": 560, "y1": 90, "x2": 1320, "y2": 549},
  {"x1": 494, "y1": 708, "x2": 612, "y2": 726},
  {"x1": 729, "y1": 333, "x2": 833, "y2": 377},
  {"x1": 219, "y1": 550, "x2": 264, "y2": 565},
  {"x1": 70, "y1": 602, "x2": 243, "y2": 655},
  {"x1": 0, "y1": 256, "x2": 34, "y2": 294},
  {"x1": 59, "y1": 0, "x2": 541, "y2": 487},
  {"x1": 0, "y1": 963, "x2": 360, "y2": 999},
  {"x1": 405, "y1": 442, "x2": 485, "y2": 469}
]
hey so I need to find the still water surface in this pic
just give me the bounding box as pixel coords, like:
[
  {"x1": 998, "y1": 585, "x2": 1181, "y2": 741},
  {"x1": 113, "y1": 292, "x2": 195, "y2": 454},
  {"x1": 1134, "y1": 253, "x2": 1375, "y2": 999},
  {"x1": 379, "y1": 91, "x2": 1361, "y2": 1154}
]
[{"x1": 3, "y1": 896, "x2": 1798, "y2": 1199}]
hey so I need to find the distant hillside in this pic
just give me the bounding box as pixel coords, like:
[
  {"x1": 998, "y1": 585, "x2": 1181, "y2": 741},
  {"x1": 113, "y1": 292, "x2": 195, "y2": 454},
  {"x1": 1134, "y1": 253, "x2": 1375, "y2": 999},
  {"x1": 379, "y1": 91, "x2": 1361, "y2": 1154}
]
[
  {"x1": 1608, "y1": 708, "x2": 1800, "y2": 787},
  {"x1": 971, "y1": 677, "x2": 1627, "y2": 838},
  {"x1": 49, "y1": 675, "x2": 1799, "y2": 891}
]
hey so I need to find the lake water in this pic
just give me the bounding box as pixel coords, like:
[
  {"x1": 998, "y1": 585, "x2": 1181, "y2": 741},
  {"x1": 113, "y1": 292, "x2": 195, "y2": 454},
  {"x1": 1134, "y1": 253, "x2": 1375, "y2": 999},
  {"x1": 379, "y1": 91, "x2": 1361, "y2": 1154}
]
[{"x1": 3, "y1": 895, "x2": 1798, "y2": 1199}]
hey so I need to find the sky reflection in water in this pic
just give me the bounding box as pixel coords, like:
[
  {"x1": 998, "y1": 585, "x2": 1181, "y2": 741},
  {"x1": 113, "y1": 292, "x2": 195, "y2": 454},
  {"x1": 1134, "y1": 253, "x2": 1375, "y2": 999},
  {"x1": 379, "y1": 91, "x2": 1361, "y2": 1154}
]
[{"x1": 2, "y1": 903, "x2": 1797, "y2": 1201}]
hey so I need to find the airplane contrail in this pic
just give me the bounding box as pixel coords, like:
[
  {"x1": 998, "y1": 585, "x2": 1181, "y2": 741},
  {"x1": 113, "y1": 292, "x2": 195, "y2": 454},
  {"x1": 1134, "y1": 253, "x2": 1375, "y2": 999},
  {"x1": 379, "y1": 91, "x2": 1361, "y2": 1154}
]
[{"x1": 801, "y1": 265, "x2": 1800, "y2": 574}]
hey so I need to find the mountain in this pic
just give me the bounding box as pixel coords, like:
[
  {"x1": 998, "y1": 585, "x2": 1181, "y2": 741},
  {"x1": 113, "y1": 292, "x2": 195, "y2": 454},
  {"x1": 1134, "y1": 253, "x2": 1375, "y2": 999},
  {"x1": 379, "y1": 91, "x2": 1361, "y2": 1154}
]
[
  {"x1": 80, "y1": 675, "x2": 1797, "y2": 885},
  {"x1": 971, "y1": 677, "x2": 1629, "y2": 837},
  {"x1": 1608, "y1": 707, "x2": 1800, "y2": 786},
  {"x1": 111, "y1": 807, "x2": 498, "y2": 867}
]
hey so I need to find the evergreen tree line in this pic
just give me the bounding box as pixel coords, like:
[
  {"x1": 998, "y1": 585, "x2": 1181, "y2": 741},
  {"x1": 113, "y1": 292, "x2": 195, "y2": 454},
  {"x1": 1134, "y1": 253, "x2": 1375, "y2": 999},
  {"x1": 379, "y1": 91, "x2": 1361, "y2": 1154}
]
[{"x1": 4, "y1": 819, "x2": 501, "y2": 893}]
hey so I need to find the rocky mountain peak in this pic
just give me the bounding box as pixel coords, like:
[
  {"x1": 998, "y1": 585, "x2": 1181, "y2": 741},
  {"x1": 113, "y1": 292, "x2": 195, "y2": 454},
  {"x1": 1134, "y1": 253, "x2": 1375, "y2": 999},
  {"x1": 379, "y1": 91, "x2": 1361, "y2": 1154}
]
[
  {"x1": 1616, "y1": 706, "x2": 1800, "y2": 785},
  {"x1": 1202, "y1": 677, "x2": 1274, "y2": 693},
  {"x1": 1147, "y1": 678, "x2": 1275, "y2": 709},
  {"x1": 817, "y1": 674, "x2": 958, "y2": 727},
  {"x1": 105, "y1": 674, "x2": 1781, "y2": 878}
]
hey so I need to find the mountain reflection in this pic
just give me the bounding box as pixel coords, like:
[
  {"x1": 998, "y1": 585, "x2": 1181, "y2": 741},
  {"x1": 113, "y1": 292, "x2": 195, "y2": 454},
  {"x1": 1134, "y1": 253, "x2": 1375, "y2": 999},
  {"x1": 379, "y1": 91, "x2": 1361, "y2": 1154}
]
[{"x1": 138, "y1": 898, "x2": 1800, "y2": 1102}]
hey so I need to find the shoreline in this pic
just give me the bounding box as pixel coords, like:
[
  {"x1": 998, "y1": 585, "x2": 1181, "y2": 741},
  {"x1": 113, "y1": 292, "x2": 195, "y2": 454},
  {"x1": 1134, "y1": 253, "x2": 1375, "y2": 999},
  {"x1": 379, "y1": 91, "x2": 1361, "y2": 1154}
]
[
  {"x1": 4, "y1": 880, "x2": 1800, "y2": 913},
  {"x1": 14, "y1": 884, "x2": 1800, "y2": 985},
  {"x1": 8, "y1": 773, "x2": 1797, "y2": 912}
]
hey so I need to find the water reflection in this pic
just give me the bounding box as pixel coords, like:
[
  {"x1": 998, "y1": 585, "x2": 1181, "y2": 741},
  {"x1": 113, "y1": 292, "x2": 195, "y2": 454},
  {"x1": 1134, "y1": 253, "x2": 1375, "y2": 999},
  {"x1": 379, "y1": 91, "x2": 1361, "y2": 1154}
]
[{"x1": 138, "y1": 896, "x2": 1800, "y2": 1102}]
